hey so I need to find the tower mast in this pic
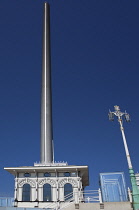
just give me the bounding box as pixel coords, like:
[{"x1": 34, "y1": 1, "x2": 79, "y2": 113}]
[{"x1": 40, "y1": 2, "x2": 53, "y2": 163}]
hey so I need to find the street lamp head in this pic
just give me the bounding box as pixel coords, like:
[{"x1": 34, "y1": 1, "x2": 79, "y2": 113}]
[
  {"x1": 108, "y1": 112, "x2": 114, "y2": 121},
  {"x1": 114, "y1": 105, "x2": 120, "y2": 111},
  {"x1": 125, "y1": 113, "x2": 131, "y2": 122}
]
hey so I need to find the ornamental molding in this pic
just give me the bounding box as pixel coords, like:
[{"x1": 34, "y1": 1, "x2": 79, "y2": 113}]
[
  {"x1": 38, "y1": 178, "x2": 56, "y2": 187},
  {"x1": 58, "y1": 178, "x2": 78, "y2": 187},
  {"x1": 18, "y1": 179, "x2": 36, "y2": 187}
]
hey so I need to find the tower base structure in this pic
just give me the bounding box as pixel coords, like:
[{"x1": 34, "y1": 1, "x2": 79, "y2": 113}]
[{"x1": 4, "y1": 165, "x2": 89, "y2": 209}]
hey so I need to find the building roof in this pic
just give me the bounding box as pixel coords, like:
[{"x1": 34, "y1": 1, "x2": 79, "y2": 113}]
[{"x1": 4, "y1": 165, "x2": 89, "y2": 186}]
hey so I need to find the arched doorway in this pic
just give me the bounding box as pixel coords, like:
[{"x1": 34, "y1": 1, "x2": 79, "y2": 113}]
[
  {"x1": 43, "y1": 183, "x2": 52, "y2": 201},
  {"x1": 22, "y1": 184, "x2": 31, "y2": 201},
  {"x1": 64, "y1": 183, "x2": 73, "y2": 201}
]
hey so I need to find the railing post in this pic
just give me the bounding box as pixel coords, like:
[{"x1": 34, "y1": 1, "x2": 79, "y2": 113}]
[
  {"x1": 74, "y1": 189, "x2": 79, "y2": 204},
  {"x1": 87, "y1": 197, "x2": 90, "y2": 203},
  {"x1": 79, "y1": 190, "x2": 83, "y2": 202},
  {"x1": 99, "y1": 188, "x2": 102, "y2": 203}
]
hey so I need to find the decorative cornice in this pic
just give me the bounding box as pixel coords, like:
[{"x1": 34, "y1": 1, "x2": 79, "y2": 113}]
[
  {"x1": 18, "y1": 179, "x2": 36, "y2": 187},
  {"x1": 58, "y1": 178, "x2": 78, "y2": 187},
  {"x1": 38, "y1": 178, "x2": 56, "y2": 187}
]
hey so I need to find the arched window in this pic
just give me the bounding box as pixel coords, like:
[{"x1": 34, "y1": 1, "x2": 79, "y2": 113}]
[
  {"x1": 64, "y1": 172, "x2": 70, "y2": 177},
  {"x1": 44, "y1": 172, "x2": 51, "y2": 177},
  {"x1": 64, "y1": 183, "x2": 73, "y2": 201},
  {"x1": 24, "y1": 173, "x2": 30, "y2": 177},
  {"x1": 43, "y1": 184, "x2": 52, "y2": 201},
  {"x1": 22, "y1": 184, "x2": 30, "y2": 201}
]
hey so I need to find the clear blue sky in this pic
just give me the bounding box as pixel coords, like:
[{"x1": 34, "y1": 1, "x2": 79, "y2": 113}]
[{"x1": 0, "y1": 0, "x2": 139, "y2": 196}]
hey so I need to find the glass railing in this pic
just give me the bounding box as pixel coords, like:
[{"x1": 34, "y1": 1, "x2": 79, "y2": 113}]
[{"x1": 0, "y1": 197, "x2": 14, "y2": 207}]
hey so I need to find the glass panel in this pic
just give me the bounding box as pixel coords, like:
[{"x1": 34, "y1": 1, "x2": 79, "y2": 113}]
[
  {"x1": 43, "y1": 184, "x2": 52, "y2": 201},
  {"x1": 44, "y1": 172, "x2": 51, "y2": 177},
  {"x1": 100, "y1": 172, "x2": 128, "y2": 202},
  {"x1": 22, "y1": 184, "x2": 30, "y2": 201},
  {"x1": 64, "y1": 172, "x2": 70, "y2": 177},
  {"x1": 24, "y1": 173, "x2": 30, "y2": 177},
  {"x1": 64, "y1": 183, "x2": 73, "y2": 201},
  {"x1": 0, "y1": 197, "x2": 14, "y2": 207},
  {"x1": 71, "y1": 172, "x2": 77, "y2": 177}
]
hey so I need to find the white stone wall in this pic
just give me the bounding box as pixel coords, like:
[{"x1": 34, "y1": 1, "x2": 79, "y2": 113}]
[
  {"x1": 65, "y1": 202, "x2": 133, "y2": 210},
  {"x1": 2, "y1": 202, "x2": 133, "y2": 210}
]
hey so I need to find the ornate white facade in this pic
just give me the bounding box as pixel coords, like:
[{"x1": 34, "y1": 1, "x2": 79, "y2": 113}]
[{"x1": 5, "y1": 165, "x2": 89, "y2": 208}]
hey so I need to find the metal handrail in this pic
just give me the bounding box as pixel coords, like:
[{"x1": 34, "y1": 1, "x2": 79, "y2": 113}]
[
  {"x1": 64, "y1": 192, "x2": 74, "y2": 201},
  {"x1": 79, "y1": 189, "x2": 102, "y2": 203},
  {"x1": 44, "y1": 192, "x2": 74, "y2": 209}
]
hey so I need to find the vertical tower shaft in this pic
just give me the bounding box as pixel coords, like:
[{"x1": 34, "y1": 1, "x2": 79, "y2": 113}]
[{"x1": 41, "y1": 2, "x2": 53, "y2": 163}]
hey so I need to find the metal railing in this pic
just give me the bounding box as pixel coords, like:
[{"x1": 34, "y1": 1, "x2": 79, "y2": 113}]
[
  {"x1": 44, "y1": 192, "x2": 74, "y2": 210},
  {"x1": 0, "y1": 188, "x2": 133, "y2": 210},
  {"x1": 79, "y1": 189, "x2": 102, "y2": 203},
  {"x1": 0, "y1": 189, "x2": 102, "y2": 209},
  {"x1": 44, "y1": 189, "x2": 102, "y2": 210}
]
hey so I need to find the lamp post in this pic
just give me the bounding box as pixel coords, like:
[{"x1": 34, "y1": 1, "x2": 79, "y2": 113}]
[{"x1": 108, "y1": 105, "x2": 139, "y2": 210}]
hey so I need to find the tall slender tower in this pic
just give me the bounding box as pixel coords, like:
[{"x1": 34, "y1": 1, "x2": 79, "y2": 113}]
[
  {"x1": 4, "y1": 3, "x2": 89, "y2": 208},
  {"x1": 41, "y1": 2, "x2": 53, "y2": 163}
]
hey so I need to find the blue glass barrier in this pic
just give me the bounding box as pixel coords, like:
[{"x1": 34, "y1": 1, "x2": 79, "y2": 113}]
[
  {"x1": 100, "y1": 172, "x2": 128, "y2": 202},
  {"x1": 0, "y1": 198, "x2": 14, "y2": 207}
]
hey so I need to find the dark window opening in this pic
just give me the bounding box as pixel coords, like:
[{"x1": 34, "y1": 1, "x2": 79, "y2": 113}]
[
  {"x1": 44, "y1": 172, "x2": 51, "y2": 177},
  {"x1": 71, "y1": 172, "x2": 77, "y2": 177},
  {"x1": 64, "y1": 172, "x2": 70, "y2": 177},
  {"x1": 24, "y1": 173, "x2": 30, "y2": 177},
  {"x1": 22, "y1": 184, "x2": 30, "y2": 201},
  {"x1": 64, "y1": 183, "x2": 73, "y2": 201},
  {"x1": 43, "y1": 184, "x2": 52, "y2": 201}
]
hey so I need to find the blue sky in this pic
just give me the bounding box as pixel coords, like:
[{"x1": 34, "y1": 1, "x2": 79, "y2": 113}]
[{"x1": 0, "y1": 0, "x2": 139, "y2": 196}]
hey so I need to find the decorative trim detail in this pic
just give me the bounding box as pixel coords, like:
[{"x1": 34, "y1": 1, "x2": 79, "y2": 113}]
[
  {"x1": 18, "y1": 179, "x2": 36, "y2": 187},
  {"x1": 38, "y1": 178, "x2": 56, "y2": 187},
  {"x1": 58, "y1": 178, "x2": 78, "y2": 187}
]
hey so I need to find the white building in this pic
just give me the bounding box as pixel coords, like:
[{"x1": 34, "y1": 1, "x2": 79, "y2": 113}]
[{"x1": 5, "y1": 165, "x2": 88, "y2": 208}]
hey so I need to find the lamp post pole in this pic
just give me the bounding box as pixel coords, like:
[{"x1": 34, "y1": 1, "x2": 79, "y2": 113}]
[{"x1": 108, "y1": 105, "x2": 139, "y2": 210}]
